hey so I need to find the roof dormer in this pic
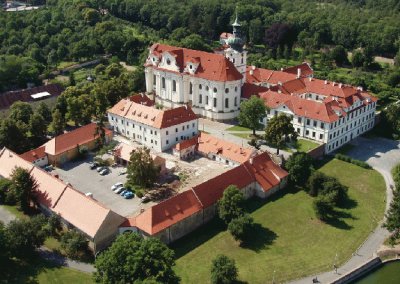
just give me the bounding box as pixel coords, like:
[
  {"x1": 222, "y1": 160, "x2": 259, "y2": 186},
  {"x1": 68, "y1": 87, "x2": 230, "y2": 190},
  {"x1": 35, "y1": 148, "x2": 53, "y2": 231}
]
[
  {"x1": 185, "y1": 58, "x2": 200, "y2": 74},
  {"x1": 159, "y1": 51, "x2": 181, "y2": 73}
]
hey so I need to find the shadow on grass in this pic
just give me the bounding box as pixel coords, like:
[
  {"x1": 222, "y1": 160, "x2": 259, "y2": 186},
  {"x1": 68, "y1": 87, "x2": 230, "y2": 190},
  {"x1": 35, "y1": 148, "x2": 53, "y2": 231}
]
[
  {"x1": 337, "y1": 195, "x2": 358, "y2": 210},
  {"x1": 0, "y1": 253, "x2": 63, "y2": 284},
  {"x1": 241, "y1": 224, "x2": 277, "y2": 252},
  {"x1": 325, "y1": 209, "x2": 356, "y2": 230}
]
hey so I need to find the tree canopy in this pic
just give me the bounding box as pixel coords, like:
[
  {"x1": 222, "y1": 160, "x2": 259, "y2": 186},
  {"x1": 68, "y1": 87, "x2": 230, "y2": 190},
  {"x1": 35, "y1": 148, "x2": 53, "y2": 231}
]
[
  {"x1": 218, "y1": 185, "x2": 245, "y2": 224},
  {"x1": 264, "y1": 113, "x2": 297, "y2": 154},
  {"x1": 127, "y1": 147, "x2": 160, "y2": 188},
  {"x1": 210, "y1": 254, "x2": 238, "y2": 284},
  {"x1": 94, "y1": 233, "x2": 179, "y2": 284},
  {"x1": 238, "y1": 95, "x2": 266, "y2": 135}
]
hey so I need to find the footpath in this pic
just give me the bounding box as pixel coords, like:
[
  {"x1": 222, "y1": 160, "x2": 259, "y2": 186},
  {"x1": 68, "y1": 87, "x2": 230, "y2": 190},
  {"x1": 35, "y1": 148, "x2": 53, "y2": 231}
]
[{"x1": 0, "y1": 205, "x2": 95, "y2": 273}]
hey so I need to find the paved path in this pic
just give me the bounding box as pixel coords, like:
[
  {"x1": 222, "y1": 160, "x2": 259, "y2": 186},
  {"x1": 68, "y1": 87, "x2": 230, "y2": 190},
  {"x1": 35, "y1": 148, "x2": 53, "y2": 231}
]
[
  {"x1": 289, "y1": 137, "x2": 400, "y2": 284},
  {"x1": 199, "y1": 118, "x2": 292, "y2": 159},
  {"x1": 0, "y1": 205, "x2": 95, "y2": 273}
]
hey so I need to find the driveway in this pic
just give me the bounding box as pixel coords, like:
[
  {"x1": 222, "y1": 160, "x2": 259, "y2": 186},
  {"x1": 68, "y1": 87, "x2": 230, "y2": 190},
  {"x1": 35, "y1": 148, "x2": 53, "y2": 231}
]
[{"x1": 290, "y1": 136, "x2": 400, "y2": 284}]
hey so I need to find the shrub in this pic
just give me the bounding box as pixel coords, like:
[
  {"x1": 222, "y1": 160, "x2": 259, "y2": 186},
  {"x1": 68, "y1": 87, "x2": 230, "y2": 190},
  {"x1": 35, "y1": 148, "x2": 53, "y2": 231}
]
[
  {"x1": 210, "y1": 255, "x2": 238, "y2": 284},
  {"x1": 60, "y1": 230, "x2": 88, "y2": 259},
  {"x1": 217, "y1": 185, "x2": 245, "y2": 224},
  {"x1": 335, "y1": 154, "x2": 371, "y2": 169},
  {"x1": 228, "y1": 214, "x2": 254, "y2": 244}
]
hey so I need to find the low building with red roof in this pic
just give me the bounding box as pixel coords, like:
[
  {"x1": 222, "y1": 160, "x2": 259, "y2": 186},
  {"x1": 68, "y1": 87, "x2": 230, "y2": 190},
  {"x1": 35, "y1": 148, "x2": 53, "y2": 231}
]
[
  {"x1": 108, "y1": 95, "x2": 199, "y2": 152},
  {"x1": 0, "y1": 147, "x2": 125, "y2": 252},
  {"x1": 19, "y1": 146, "x2": 47, "y2": 167},
  {"x1": 44, "y1": 123, "x2": 112, "y2": 166},
  {"x1": 121, "y1": 151, "x2": 288, "y2": 244}
]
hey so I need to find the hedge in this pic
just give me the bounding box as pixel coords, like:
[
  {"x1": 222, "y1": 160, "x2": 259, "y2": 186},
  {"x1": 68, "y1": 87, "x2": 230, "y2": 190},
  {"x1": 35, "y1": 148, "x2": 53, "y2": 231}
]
[{"x1": 335, "y1": 153, "x2": 372, "y2": 169}]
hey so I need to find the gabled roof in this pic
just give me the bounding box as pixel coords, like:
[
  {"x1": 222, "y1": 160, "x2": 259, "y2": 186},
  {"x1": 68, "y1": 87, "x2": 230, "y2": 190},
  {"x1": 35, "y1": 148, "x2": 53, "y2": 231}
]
[
  {"x1": 53, "y1": 186, "x2": 117, "y2": 238},
  {"x1": 0, "y1": 148, "x2": 34, "y2": 178},
  {"x1": 147, "y1": 43, "x2": 243, "y2": 82},
  {"x1": 197, "y1": 132, "x2": 254, "y2": 164},
  {"x1": 0, "y1": 84, "x2": 64, "y2": 110},
  {"x1": 44, "y1": 123, "x2": 112, "y2": 156},
  {"x1": 30, "y1": 167, "x2": 67, "y2": 209},
  {"x1": 108, "y1": 99, "x2": 197, "y2": 129},
  {"x1": 241, "y1": 82, "x2": 269, "y2": 100},
  {"x1": 20, "y1": 146, "x2": 46, "y2": 163},
  {"x1": 243, "y1": 153, "x2": 288, "y2": 192},
  {"x1": 192, "y1": 164, "x2": 254, "y2": 208},
  {"x1": 129, "y1": 93, "x2": 154, "y2": 106},
  {"x1": 282, "y1": 63, "x2": 313, "y2": 77},
  {"x1": 174, "y1": 135, "x2": 198, "y2": 151},
  {"x1": 135, "y1": 190, "x2": 203, "y2": 235},
  {"x1": 113, "y1": 143, "x2": 165, "y2": 166}
]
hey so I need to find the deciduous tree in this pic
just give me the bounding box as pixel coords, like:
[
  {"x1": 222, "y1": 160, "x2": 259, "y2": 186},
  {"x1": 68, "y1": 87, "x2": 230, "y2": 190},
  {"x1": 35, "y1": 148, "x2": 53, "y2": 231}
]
[
  {"x1": 238, "y1": 95, "x2": 266, "y2": 135},
  {"x1": 264, "y1": 113, "x2": 297, "y2": 154},
  {"x1": 10, "y1": 167, "x2": 38, "y2": 213},
  {"x1": 228, "y1": 214, "x2": 254, "y2": 244},
  {"x1": 210, "y1": 255, "x2": 238, "y2": 284},
  {"x1": 60, "y1": 229, "x2": 88, "y2": 259},
  {"x1": 127, "y1": 147, "x2": 160, "y2": 188},
  {"x1": 94, "y1": 233, "x2": 179, "y2": 284},
  {"x1": 284, "y1": 152, "x2": 313, "y2": 186},
  {"x1": 218, "y1": 185, "x2": 245, "y2": 224}
]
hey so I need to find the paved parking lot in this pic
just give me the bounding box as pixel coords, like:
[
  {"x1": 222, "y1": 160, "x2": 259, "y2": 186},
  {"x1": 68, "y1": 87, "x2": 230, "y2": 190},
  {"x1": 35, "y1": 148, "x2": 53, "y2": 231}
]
[{"x1": 54, "y1": 156, "x2": 148, "y2": 217}]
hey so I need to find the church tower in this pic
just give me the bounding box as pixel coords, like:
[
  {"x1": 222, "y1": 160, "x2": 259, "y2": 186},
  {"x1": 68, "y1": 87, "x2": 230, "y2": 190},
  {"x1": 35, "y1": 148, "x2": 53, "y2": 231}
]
[{"x1": 224, "y1": 13, "x2": 247, "y2": 83}]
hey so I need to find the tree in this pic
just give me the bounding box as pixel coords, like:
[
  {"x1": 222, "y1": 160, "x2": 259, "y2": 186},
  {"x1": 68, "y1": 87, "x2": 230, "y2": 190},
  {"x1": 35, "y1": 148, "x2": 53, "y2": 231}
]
[
  {"x1": 29, "y1": 112, "x2": 47, "y2": 142},
  {"x1": 127, "y1": 147, "x2": 160, "y2": 188},
  {"x1": 284, "y1": 152, "x2": 313, "y2": 186},
  {"x1": 9, "y1": 101, "x2": 33, "y2": 125},
  {"x1": 50, "y1": 108, "x2": 65, "y2": 136},
  {"x1": 351, "y1": 50, "x2": 364, "y2": 68},
  {"x1": 218, "y1": 185, "x2": 245, "y2": 224},
  {"x1": 94, "y1": 233, "x2": 179, "y2": 284},
  {"x1": 0, "y1": 118, "x2": 29, "y2": 153},
  {"x1": 210, "y1": 255, "x2": 238, "y2": 284},
  {"x1": 10, "y1": 167, "x2": 38, "y2": 213},
  {"x1": 238, "y1": 95, "x2": 266, "y2": 135},
  {"x1": 0, "y1": 222, "x2": 11, "y2": 267},
  {"x1": 249, "y1": 19, "x2": 263, "y2": 45},
  {"x1": 36, "y1": 102, "x2": 52, "y2": 122},
  {"x1": 60, "y1": 230, "x2": 88, "y2": 259},
  {"x1": 228, "y1": 214, "x2": 254, "y2": 244},
  {"x1": 330, "y1": 45, "x2": 348, "y2": 66},
  {"x1": 384, "y1": 165, "x2": 400, "y2": 244},
  {"x1": 307, "y1": 171, "x2": 328, "y2": 197},
  {"x1": 179, "y1": 34, "x2": 211, "y2": 52},
  {"x1": 264, "y1": 113, "x2": 297, "y2": 154},
  {"x1": 47, "y1": 214, "x2": 62, "y2": 236},
  {"x1": 381, "y1": 103, "x2": 400, "y2": 139},
  {"x1": 6, "y1": 215, "x2": 48, "y2": 258}
]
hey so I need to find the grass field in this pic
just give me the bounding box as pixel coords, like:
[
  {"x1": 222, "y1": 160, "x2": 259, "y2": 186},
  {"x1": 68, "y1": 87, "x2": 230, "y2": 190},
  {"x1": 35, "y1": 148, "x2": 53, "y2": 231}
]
[
  {"x1": 172, "y1": 159, "x2": 386, "y2": 283},
  {"x1": 294, "y1": 139, "x2": 320, "y2": 152},
  {"x1": 226, "y1": 125, "x2": 252, "y2": 132}
]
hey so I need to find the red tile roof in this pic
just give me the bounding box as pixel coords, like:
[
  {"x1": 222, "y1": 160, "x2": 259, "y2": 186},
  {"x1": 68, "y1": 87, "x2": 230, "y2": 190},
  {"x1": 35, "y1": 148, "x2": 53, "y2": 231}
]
[
  {"x1": 108, "y1": 99, "x2": 198, "y2": 129},
  {"x1": 282, "y1": 63, "x2": 314, "y2": 78},
  {"x1": 241, "y1": 82, "x2": 269, "y2": 100},
  {"x1": 135, "y1": 190, "x2": 203, "y2": 235},
  {"x1": 147, "y1": 43, "x2": 243, "y2": 82},
  {"x1": 44, "y1": 123, "x2": 112, "y2": 156},
  {"x1": 0, "y1": 84, "x2": 64, "y2": 110},
  {"x1": 20, "y1": 146, "x2": 46, "y2": 163},
  {"x1": 174, "y1": 135, "x2": 198, "y2": 151},
  {"x1": 129, "y1": 93, "x2": 154, "y2": 106},
  {"x1": 197, "y1": 132, "x2": 255, "y2": 164},
  {"x1": 192, "y1": 165, "x2": 254, "y2": 208}
]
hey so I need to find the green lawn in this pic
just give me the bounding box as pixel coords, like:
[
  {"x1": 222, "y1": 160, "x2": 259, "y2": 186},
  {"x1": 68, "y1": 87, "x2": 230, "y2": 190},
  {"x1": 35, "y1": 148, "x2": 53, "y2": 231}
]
[
  {"x1": 294, "y1": 139, "x2": 320, "y2": 152},
  {"x1": 2, "y1": 205, "x2": 29, "y2": 220},
  {"x1": 225, "y1": 125, "x2": 252, "y2": 132},
  {"x1": 172, "y1": 159, "x2": 386, "y2": 283},
  {"x1": 37, "y1": 267, "x2": 93, "y2": 284},
  {"x1": 57, "y1": 61, "x2": 78, "y2": 69},
  {"x1": 231, "y1": 132, "x2": 251, "y2": 140}
]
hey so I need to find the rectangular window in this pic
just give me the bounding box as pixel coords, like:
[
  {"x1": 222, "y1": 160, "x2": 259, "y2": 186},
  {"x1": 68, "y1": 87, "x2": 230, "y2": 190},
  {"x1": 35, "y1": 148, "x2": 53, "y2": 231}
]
[
  {"x1": 306, "y1": 119, "x2": 310, "y2": 125},
  {"x1": 186, "y1": 125, "x2": 189, "y2": 129},
  {"x1": 214, "y1": 98, "x2": 217, "y2": 108},
  {"x1": 319, "y1": 134, "x2": 323, "y2": 140},
  {"x1": 320, "y1": 123, "x2": 324, "y2": 129},
  {"x1": 306, "y1": 130, "x2": 309, "y2": 135},
  {"x1": 192, "y1": 123, "x2": 195, "y2": 128},
  {"x1": 206, "y1": 96, "x2": 209, "y2": 105},
  {"x1": 166, "y1": 131, "x2": 169, "y2": 135},
  {"x1": 312, "y1": 131, "x2": 316, "y2": 137},
  {"x1": 199, "y1": 95, "x2": 202, "y2": 104},
  {"x1": 313, "y1": 121, "x2": 317, "y2": 127},
  {"x1": 182, "y1": 126, "x2": 184, "y2": 131},
  {"x1": 298, "y1": 117, "x2": 302, "y2": 123},
  {"x1": 175, "y1": 128, "x2": 178, "y2": 132},
  {"x1": 297, "y1": 128, "x2": 300, "y2": 133},
  {"x1": 176, "y1": 137, "x2": 178, "y2": 142},
  {"x1": 155, "y1": 131, "x2": 157, "y2": 135},
  {"x1": 166, "y1": 140, "x2": 169, "y2": 145}
]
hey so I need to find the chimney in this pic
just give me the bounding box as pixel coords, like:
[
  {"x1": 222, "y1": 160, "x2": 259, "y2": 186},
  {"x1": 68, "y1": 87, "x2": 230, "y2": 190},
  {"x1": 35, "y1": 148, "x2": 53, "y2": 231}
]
[
  {"x1": 251, "y1": 65, "x2": 256, "y2": 70},
  {"x1": 297, "y1": 68, "x2": 301, "y2": 78},
  {"x1": 339, "y1": 83, "x2": 343, "y2": 88},
  {"x1": 85, "y1": 192, "x2": 94, "y2": 199},
  {"x1": 278, "y1": 81, "x2": 282, "y2": 86},
  {"x1": 308, "y1": 77, "x2": 312, "y2": 82},
  {"x1": 332, "y1": 81, "x2": 336, "y2": 86},
  {"x1": 141, "y1": 93, "x2": 144, "y2": 97},
  {"x1": 280, "y1": 68, "x2": 284, "y2": 71},
  {"x1": 240, "y1": 147, "x2": 243, "y2": 154},
  {"x1": 357, "y1": 86, "x2": 363, "y2": 91},
  {"x1": 324, "y1": 80, "x2": 328, "y2": 85},
  {"x1": 249, "y1": 157, "x2": 253, "y2": 164},
  {"x1": 249, "y1": 69, "x2": 254, "y2": 76}
]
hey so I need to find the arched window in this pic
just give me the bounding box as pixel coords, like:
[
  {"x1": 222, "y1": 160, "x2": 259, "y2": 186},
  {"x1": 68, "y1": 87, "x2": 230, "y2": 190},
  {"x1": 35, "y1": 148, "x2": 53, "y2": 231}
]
[
  {"x1": 214, "y1": 98, "x2": 217, "y2": 108},
  {"x1": 225, "y1": 98, "x2": 229, "y2": 108},
  {"x1": 213, "y1": 87, "x2": 217, "y2": 93},
  {"x1": 206, "y1": 86, "x2": 209, "y2": 91},
  {"x1": 153, "y1": 75, "x2": 156, "y2": 86},
  {"x1": 206, "y1": 96, "x2": 209, "y2": 105},
  {"x1": 225, "y1": 88, "x2": 229, "y2": 94},
  {"x1": 189, "y1": 83, "x2": 193, "y2": 94},
  {"x1": 172, "y1": 80, "x2": 176, "y2": 92},
  {"x1": 162, "y1": 77, "x2": 165, "y2": 89},
  {"x1": 199, "y1": 84, "x2": 202, "y2": 90},
  {"x1": 234, "y1": 97, "x2": 237, "y2": 106},
  {"x1": 235, "y1": 86, "x2": 238, "y2": 92},
  {"x1": 199, "y1": 95, "x2": 202, "y2": 104}
]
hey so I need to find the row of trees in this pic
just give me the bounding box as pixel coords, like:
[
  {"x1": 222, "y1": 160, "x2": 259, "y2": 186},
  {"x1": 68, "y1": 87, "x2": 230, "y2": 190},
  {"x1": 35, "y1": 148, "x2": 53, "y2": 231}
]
[{"x1": 384, "y1": 164, "x2": 400, "y2": 245}]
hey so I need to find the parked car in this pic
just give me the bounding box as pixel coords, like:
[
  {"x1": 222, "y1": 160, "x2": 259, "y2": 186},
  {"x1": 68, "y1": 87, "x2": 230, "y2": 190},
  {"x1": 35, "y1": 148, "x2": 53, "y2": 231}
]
[
  {"x1": 111, "y1": 182, "x2": 123, "y2": 191},
  {"x1": 120, "y1": 189, "x2": 128, "y2": 196},
  {"x1": 111, "y1": 163, "x2": 118, "y2": 168},
  {"x1": 44, "y1": 165, "x2": 53, "y2": 172},
  {"x1": 114, "y1": 187, "x2": 125, "y2": 194},
  {"x1": 123, "y1": 191, "x2": 134, "y2": 199},
  {"x1": 96, "y1": 166, "x2": 105, "y2": 172},
  {"x1": 118, "y1": 169, "x2": 127, "y2": 176},
  {"x1": 89, "y1": 162, "x2": 98, "y2": 170},
  {"x1": 99, "y1": 168, "x2": 109, "y2": 175},
  {"x1": 140, "y1": 195, "x2": 150, "y2": 203}
]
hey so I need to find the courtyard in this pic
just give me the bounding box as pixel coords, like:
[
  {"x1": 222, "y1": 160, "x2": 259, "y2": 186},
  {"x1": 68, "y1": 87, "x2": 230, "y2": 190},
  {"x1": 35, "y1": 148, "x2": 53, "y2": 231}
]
[{"x1": 53, "y1": 155, "x2": 146, "y2": 217}]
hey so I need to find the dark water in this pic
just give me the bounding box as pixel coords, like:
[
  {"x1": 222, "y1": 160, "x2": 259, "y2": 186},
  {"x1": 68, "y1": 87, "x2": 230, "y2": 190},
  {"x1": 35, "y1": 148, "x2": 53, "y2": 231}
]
[{"x1": 352, "y1": 261, "x2": 400, "y2": 284}]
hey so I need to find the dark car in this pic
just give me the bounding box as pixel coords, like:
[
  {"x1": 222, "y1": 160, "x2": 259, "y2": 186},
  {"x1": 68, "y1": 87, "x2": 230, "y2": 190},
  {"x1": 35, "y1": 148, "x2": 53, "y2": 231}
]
[{"x1": 89, "y1": 162, "x2": 98, "y2": 170}]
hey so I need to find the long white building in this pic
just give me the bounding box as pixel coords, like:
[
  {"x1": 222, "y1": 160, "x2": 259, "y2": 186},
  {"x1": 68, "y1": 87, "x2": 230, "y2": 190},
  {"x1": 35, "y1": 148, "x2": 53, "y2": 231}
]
[{"x1": 107, "y1": 95, "x2": 199, "y2": 152}]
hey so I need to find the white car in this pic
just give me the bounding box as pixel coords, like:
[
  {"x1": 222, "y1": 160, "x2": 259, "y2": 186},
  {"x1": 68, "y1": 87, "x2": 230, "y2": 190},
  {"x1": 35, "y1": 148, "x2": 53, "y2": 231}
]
[
  {"x1": 114, "y1": 187, "x2": 125, "y2": 194},
  {"x1": 111, "y1": 182, "x2": 123, "y2": 191}
]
